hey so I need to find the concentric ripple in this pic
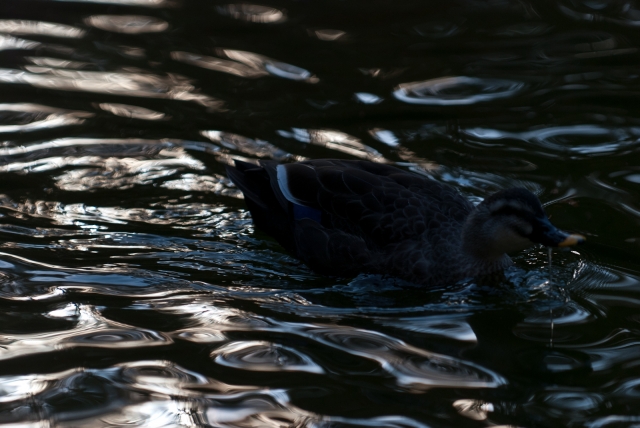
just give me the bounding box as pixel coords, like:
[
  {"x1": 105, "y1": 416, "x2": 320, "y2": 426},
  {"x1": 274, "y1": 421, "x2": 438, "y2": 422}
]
[
  {"x1": 393, "y1": 76, "x2": 525, "y2": 105},
  {"x1": 462, "y1": 125, "x2": 640, "y2": 157},
  {"x1": 300, "y1": 326, "x2": 506, "y2": 391},
  {"x1": 211, "y1": 340, "x2": 324, "y2": 374},
  {"x1": 0, "y1": 304, "x2": 171, "y2": 361}
]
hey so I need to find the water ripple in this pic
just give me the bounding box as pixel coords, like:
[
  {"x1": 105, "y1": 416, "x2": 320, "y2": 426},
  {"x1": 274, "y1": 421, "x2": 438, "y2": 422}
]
[
  {"x1": 278, "y1": 128, "x2": 385, "y2": 161},
  {"x1": 0, "y1": 0, "x2": 633, "y2": 425},
  {"x1": 150, "y1": 298, "x2": 279, "y2": 330},
  {"x1": 85, "y1": 15, "x2": 169, "y2": 34},
  {"x1": 0, "y1": 138, "x2": 205, "y2": 191},
  {"x1": 462, "y1": 124, "x2": 640, "y2": 157},
  {"x1": 0, "y1": 372, "x2": 59, "y2": 404},
  {"x1": 162, "y1": 173, "x2": 240, "y2": 197},
  {"x1": 379, "y1": 314, "x2": 478, "y2": 342},
  {"x1": 394, "y1": 76, "x2": 525, "y2": 105},
  {"x1": 26, "y1": 56, "x2": 93, "y2": 69},
  {"x1": 313, "y1": 29, "x2": 347, "y2": 41},
  {"x1": 216, "y1": 4, "x2": 286, "y2": 23},
  {"x1": 211, "y1": 340, "x2": 324, "y2": 374},
  {"x1": 171, "y1": 51, "x2": 268, "y2": 78},
  {"x1": 0, "y1": 136, "x2": 181, "y2": 156},
  {"x1": 318, "y1": 415, "x2": 430, "y2": 428},
  {"x1": 559, "y1": 0, "x2": 640, "y2": 27},
  {"x1": 0, "y1": 34, "x2": 40, "y2": 51},
  {"x1": 0, "y1": 20, "x2": 85, "y2": 38},
  {"x1": 0, "y1": 68, "x2": 222, "y2": 108},
  {"x1": 585, "y1": 415, "x2": 640, "y2": 427},
  {"x1": 570, "y1": 330, "x2": 640, "y2": 373},
  {"x1": 50, "y1": 0, "x2": 168, "y2": 5},
  {"x1": 0, "y1": 360, "x2": 324, "y2": 426},
  {"x1": 513, "y1": 302, "x2": 594, "y2": 344},
  {"x1": 53, "y1": 155, "x2": 203, "y2": 192},
  {"x1": 517, "y1": 348, "x2": 591, "y2": 375},
  {"x1": 295, "y1": 325, "x2": 505, "y2": 391},
  {"x1": 64, "y1": 328, "x2": 168, "y2": 348},
  {"x1": 0, "y1": 304, "x2": 170, "y2": 360},
  {"x1": 147, "y1": 300, "x2": 504, "y2": 390},
  {"x1": 536, "y1": 31, "x2": 635, "y2": 60},
  {"x1": 201, "y1": 130, "x2": 295, "y2": 160},
  {"x1": 171, "y1": 328, "x2": 227, "y2": 343},
  {"x1": 413, "y1": 21, "x2": 461, "y2": 38},
  {"x1": 453, "y1": 399, "x2": 494, "y2": 421},
  {"x1": 540, "y1": 390, "x2": 602, "y2": 414},
  {"x1": 0, "y1": 249, "x2": 202, "y2": 298},
  {"x1": 0, "y1": 197, "x2": 208, "y2": 225},
  {"x1": 494, "y1": 22, "x2": 552, "y2": 37},
  {"x1": 173, "y1": 49, "x2": 318, "y2": 82},
  {"x1": 356, "y1": 92, "x2": 383, "y2": 104},
  {"x1": 222, "y1": 49, "x2": 317, "y2": 82},
  {"x1": 118, "y1": 360, "x2": 214, "y2": 396},
  {"x1": 98, "y1": 103, "x2": 167, "y2": 120},
  {"x1": 0, "y1": 103, "x2": 93, "y2": 133}
]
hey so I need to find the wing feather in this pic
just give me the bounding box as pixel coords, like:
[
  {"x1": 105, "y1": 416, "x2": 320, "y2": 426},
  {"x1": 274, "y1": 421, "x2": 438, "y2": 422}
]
[{"x1": 267, "y1": 159, "x2": 472, "y2": 248}]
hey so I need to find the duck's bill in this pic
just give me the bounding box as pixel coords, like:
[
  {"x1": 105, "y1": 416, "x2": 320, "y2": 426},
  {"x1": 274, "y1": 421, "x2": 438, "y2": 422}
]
[
  {"x1": 557, "y1": 233, "x2": 586, "y2": 247},
  {"x1": 534, "y1": 217, "x2": 586, "y2": 247}
]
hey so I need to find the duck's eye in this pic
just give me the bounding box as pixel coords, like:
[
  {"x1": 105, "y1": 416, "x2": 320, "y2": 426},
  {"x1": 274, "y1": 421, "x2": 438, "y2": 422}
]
[
  {"x1": 511, "y1": 224, "x2": 530, "y2": 237},
  {"x1": 508, "y1": 217, "x2": 533, "y2": 237},
  {"x1": 489, "y1": 203, "x2": 529, "y2": 218}
]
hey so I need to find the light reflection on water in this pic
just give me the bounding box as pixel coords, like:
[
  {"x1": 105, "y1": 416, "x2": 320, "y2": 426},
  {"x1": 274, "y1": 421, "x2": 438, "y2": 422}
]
[
  {"x1": 0, "y1": 0, "x2": 638, "y2": 426},
  {"x1": 0, "y1": 20, "x2": 86, "y2": 38},
  {"x1": 394, "y1": 76, "x2": 526, "y2": 106},
  {"x1": 84, "y1": 15, "x2": 170, "y2": 34},
  {"x1": 0, "y1": 67, "x2": 222, "y2": 108},
  {"x1": 0, "y1": 103, "x2": 93, "y2": 133},
  {"x1": 173, "y1": 49, "x2": 318, "y2": 83},
  {"x1": 216, "y1": 4, "x2": 286, "y2": 24}
]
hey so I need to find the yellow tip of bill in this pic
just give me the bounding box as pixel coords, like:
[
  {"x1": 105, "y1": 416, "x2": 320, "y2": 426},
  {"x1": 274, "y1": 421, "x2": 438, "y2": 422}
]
[{"x1": 558, "y1": 234, "x2": 586, "y2": 247}]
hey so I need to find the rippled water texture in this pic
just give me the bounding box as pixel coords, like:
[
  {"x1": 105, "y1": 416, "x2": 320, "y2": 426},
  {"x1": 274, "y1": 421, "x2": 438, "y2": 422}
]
[{"x1": 0, "y1": 0, "x2": 638, "y2": 426}]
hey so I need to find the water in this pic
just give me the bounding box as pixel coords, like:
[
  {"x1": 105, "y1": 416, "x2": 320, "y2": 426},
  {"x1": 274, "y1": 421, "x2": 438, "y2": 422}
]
[{"x1": 0, "y1": 0, "x2": 638, "y2": 426}]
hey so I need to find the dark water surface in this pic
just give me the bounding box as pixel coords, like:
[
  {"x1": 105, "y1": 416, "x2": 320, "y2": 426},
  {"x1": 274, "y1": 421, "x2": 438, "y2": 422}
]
[{"x1": 0, "y1": 0, "x2": 638, "y2": 426}]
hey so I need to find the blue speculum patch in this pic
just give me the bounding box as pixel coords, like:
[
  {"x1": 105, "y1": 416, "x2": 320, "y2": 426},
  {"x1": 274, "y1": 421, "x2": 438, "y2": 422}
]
[{"x1": 293, "y1": 203, "x2": 322, "y2": 223}]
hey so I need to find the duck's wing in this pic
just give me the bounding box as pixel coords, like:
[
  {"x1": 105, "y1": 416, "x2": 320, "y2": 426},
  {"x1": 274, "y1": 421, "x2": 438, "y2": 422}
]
[
  {"x1": 292, "y1": 218, "x2": 373, "y2": 276},
  {"x1": 226, "y1": 160, "x2": 375, "y2": 275},
  {"x1": 276, "y1": 159, "x2": 473, "y2": 247},
  {"x1": 227, "y1": 159, "x2": 473, "y2": 276}
]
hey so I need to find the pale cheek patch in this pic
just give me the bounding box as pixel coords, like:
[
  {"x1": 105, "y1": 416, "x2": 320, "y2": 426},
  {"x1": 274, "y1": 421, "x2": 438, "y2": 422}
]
[{"x1": 494, "y1": 226, "x2": 535, "y2": 254}]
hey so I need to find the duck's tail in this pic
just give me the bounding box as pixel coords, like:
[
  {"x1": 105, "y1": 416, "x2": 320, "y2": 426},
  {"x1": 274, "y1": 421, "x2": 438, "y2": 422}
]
[
  {"x1": 226, "y1": 160, "x2": 297, "y2": 253},
  {"x1": 227, "y1": 160, "x2": 375, "y2": 277}
]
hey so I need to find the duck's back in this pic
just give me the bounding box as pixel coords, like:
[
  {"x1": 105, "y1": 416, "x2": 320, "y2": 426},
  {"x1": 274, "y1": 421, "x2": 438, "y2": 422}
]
[{"x1": 227, "y1": 159, "x2": 474, "y2": 281}]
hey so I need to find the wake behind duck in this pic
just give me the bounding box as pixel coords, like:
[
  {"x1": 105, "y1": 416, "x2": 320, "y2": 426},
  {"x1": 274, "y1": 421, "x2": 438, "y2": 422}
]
[{"x1": 226, "y1": 159, "x2": 584, "y2": 287}]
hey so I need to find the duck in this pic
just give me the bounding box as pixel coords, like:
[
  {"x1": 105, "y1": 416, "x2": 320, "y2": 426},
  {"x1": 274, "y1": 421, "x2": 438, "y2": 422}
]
[{"x1": 226, "y1": 159, "x2": 585, "y2": 286}]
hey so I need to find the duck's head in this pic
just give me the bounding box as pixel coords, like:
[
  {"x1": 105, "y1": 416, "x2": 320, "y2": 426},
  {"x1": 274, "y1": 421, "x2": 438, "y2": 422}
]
[{"x1": 462, "y1": 188, "x2": 585, "y2": 260}]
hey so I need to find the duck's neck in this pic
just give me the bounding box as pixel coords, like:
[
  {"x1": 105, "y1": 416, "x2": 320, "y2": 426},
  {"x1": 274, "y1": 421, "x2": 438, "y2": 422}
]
[
  {"x1": 460, "y1": 209, "x2": 514, "y2": 276},
  {"x1": 461, "y1": 252, "x2": 513, "y2": 278}
]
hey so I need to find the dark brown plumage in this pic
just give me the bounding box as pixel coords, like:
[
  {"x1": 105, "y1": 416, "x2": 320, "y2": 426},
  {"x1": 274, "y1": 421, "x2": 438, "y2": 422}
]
[{"x1": 226, "y1": 159, "x2": 584, "y2": 286}]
